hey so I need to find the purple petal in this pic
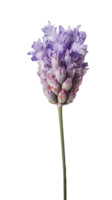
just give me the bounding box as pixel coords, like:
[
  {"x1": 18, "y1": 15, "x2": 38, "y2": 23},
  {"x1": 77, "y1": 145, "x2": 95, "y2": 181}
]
[
  {"x1": 41, "y1": 21, "x2": 52, "y2": 35},
  {"x1": 82, "y1": 61, "x2": 91, "y2": 70},
  {"x1": 71, "y1": 52, "x2": 79, "y2": 61},
  {"x1": 82, "y1": 61, "x2": 91, "y2": 76}
]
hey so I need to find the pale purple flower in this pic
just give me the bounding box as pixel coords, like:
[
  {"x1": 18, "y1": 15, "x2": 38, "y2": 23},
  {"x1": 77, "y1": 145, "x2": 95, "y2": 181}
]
[
  {"x1": 27, "y1": 21, "x2": 89, "y2": 105},
  {"x1": 27, "y1": 23, "x2": 89, "y2": 200},
  {"x1": 41, "y1": 21, "x2": 54, "y2": 36}
]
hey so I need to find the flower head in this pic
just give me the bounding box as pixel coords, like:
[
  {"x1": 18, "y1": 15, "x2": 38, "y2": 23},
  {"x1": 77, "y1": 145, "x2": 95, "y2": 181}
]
[{"x1": 28, "y1": 21, "x2": 89, "y2": 106}]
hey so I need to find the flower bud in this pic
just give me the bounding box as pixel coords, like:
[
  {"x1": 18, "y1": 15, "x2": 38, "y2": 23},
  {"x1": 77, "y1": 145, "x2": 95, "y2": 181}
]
[
  {"x1": 66, "y1": 64, "x2": 76, "y2": 79},
  {"x1": 51, "y1": 52, "x2": 61, "y2": 69},
  {"x1": 62, "y1": 78, "x2": 72, "y2": 91},
  {"x1": 64, "y1": 49, "x2": 73, "y2": 67},
  {"x1": 47, "y1": 71, "x2": 55, "y2": 85},
  {"x1": 58, "y1": 89, "x2": 67, "y2": 103},
  {"x1": 44, "y1": 88, "x2": 57, "y2": 104},
  {"x1": 50, "y1": 80, "x2": 61, "y2": 95},
  {"x1": 40, "y1": 79, "x2": 49, "y2": 89},
  {"x1": 47, "y1": 73, "x2": 60, "y2": 95},
  {"x1": 66, "y1": 89, "x2": 77, "y2": 104},
  {"x1": 55, "y1": 67, "x2": 66, "y2": 84},
  {"x1": 72, "y1": 76, "x2": 82, "y2": 89},
  {"x1": 37, "y1": 66, "x2": 47, "y2": 79}
]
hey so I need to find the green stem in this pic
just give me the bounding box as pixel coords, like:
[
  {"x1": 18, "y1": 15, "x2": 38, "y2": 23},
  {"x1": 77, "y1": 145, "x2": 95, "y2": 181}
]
[{"x1": 56, "y1": 107, "x2": 69, "y2": 200}]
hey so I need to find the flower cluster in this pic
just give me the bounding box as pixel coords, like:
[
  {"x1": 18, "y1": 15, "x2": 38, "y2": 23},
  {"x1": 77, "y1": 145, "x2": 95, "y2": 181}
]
[{"x1": 28, "y1": 21, "x2": 89, "y2": 105}]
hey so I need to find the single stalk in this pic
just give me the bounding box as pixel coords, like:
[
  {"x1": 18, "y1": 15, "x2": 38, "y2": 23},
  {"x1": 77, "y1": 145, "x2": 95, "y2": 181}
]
[{"x1": 56, "y1": 107, "x2": 69, "y2": 200}]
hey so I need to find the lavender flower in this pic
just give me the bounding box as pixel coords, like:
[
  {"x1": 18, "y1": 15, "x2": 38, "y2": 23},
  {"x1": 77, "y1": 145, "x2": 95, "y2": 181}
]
[
  {"x1": 27, "y1": 21, "x2": 89, "y2": 105},
  {"x1": 27, "y1": 21, "x2": 89, "y2": 200}
]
